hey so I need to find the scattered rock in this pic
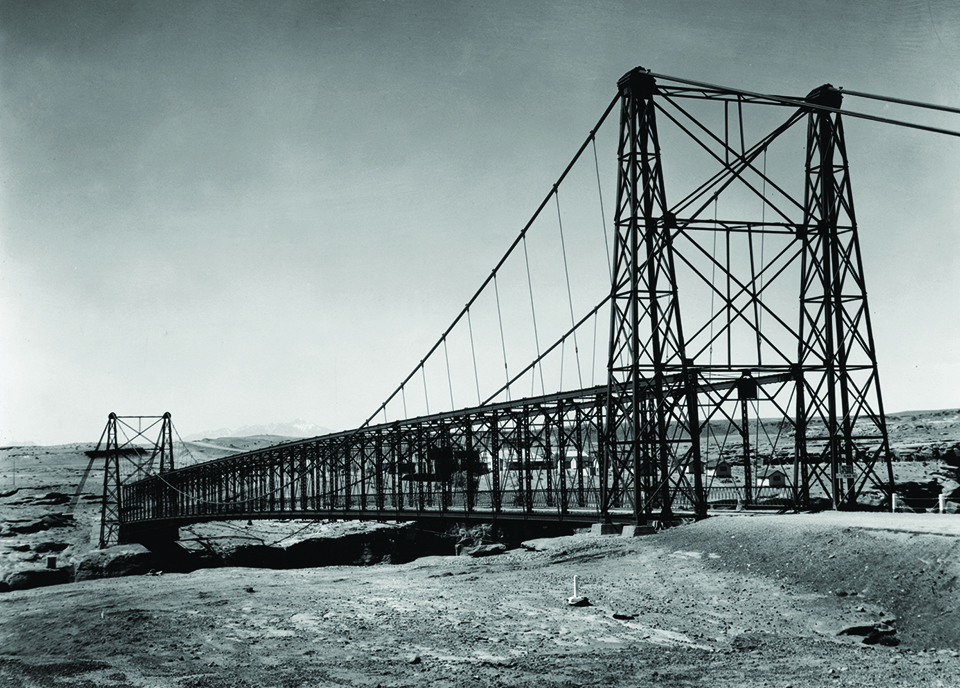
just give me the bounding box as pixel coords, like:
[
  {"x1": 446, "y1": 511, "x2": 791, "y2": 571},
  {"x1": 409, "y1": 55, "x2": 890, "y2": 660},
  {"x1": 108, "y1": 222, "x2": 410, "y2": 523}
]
[
  {"x1": 461, "y1": 543, "x2": 507, "y2": 558},
  {"x1": 454, "y1": 523, "x2": 508, "y2": 556},
  {"x1": 732, "y1": 634, "x2": 761, "y2": 651},
  {"x1": 612, "y1": 612, "x2": 636, "y2": 620},
  {"x1": 567, "y1": 596, "x2": 590, "y2": 607},
  {"x1": 480, "y1": 658, "x2": 514, "y2": 668},
  {"x1": 37, "y1": 492, "x2": 71, "y2": 505},
  {"x1": 10, "y1": 513, "x2": 76, "y2": 534}
]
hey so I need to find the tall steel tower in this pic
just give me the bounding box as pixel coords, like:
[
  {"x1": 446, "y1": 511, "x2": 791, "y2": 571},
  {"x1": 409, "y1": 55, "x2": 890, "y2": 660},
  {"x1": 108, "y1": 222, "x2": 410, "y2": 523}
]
[{"x1": 604, "y1": 68, "x2": 893, "y2": 523}]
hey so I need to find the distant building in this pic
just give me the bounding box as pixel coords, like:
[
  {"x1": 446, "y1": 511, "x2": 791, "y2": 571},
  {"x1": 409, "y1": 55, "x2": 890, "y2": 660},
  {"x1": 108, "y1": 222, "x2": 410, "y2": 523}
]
[
  {"x1": 707, "y1": 461, "x2": 732, "y2": 479},
  {"x1": 756, "y1": 470, "x2": 789, "y2": 488}
]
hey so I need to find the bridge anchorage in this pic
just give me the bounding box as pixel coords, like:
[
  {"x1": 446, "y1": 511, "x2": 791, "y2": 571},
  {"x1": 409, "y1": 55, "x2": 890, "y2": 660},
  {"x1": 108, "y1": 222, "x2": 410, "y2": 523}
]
[{"x1": 100, "y1": 66, "x2": 960, "y2": 547}]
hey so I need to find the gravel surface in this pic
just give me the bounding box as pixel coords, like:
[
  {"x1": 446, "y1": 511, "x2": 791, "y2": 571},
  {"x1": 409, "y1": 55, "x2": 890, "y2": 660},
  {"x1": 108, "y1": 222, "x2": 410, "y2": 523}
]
[{"x1": 1, "y1": 513, "x2": 959, "y2": 687}]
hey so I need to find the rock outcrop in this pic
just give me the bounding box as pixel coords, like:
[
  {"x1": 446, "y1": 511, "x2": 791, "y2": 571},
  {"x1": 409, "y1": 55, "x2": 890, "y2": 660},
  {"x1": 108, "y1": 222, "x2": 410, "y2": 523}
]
[
  {"x1": 3, "y1": 566, "x2": 71, "y2": 591},
  {"x1": 73, "y1": 543, "x2": 156, "y2": 582}
]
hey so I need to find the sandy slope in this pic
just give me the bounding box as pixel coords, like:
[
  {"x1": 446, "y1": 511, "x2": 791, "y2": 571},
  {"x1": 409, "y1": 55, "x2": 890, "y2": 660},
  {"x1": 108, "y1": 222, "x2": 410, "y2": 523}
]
[{"x1": 1, "y1": 513, "x2": 959, "y2": 687}]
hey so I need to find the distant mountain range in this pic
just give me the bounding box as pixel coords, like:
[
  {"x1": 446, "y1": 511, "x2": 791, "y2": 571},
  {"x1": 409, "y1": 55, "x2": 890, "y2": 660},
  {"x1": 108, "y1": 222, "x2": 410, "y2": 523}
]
[{"x1": 182, "y1": 419, "x2": 333, "y2": 442}]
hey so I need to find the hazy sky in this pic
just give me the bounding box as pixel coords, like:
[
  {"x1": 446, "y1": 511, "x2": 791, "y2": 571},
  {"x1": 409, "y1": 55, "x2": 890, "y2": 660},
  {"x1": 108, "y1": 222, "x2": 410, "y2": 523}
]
[{"x1": 2, "y1": 0, "x2": 958, "y2": 445}]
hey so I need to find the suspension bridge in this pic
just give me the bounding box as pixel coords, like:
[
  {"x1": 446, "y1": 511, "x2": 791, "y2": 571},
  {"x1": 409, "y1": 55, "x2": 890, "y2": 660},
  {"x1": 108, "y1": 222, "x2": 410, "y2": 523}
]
[{"x1": 93, "y1": 67, "x2": 960, "y2": 548}]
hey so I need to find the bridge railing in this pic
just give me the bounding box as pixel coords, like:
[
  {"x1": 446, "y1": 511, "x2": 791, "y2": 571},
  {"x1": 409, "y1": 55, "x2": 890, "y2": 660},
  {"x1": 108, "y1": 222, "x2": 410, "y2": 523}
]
[{"x1": 122, "y1": 474, "x2": 608, "y2": 522}]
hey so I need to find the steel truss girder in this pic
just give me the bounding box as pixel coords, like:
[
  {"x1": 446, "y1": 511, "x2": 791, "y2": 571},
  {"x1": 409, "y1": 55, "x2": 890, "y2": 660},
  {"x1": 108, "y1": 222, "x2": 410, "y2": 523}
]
[
  {"x1": 120, "y1": 374, "x2": 796, "y2": 530},
  {"x1": 123, "y1": 388, "x2": 611, "y2": 526}
]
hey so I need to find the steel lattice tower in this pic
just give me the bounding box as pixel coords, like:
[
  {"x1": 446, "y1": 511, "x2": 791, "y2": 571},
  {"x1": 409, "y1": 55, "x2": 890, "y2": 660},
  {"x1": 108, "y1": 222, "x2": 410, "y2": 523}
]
[
  {"x1": 603, "y1": 69, "x2": 703, "y2": 523},
  {"x1": 603, "y1": 69, "x2": 893, "y2": 522},
  {"x1": 96, "y1": 412, "x2": 175, "y2": 548}
]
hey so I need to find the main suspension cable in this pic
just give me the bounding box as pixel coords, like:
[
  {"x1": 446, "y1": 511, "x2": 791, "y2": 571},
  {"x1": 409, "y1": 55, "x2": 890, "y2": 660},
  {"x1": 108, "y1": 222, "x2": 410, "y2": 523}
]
[
  {"x1": 358, "y1": 92, "x2": 619, "y2": 429},
  {"x1": 840, "y1": 88, "x2": 960, "y2": 115},
  {"x1": 648, "y1": 71, "x2": 960, "y2": 138}
]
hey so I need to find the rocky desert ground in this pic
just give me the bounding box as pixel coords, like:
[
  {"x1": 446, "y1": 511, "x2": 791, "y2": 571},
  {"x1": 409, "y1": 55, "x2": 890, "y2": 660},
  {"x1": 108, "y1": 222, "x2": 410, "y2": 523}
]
[{"x1": 1, "y1": 408, "x2": 959, "y2": 687}]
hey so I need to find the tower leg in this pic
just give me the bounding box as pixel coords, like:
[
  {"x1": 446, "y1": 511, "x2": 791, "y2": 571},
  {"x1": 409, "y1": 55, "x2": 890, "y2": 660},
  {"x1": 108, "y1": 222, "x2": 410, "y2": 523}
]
[
  {"x1": 605, "y1": 68, "x2": 695, "y2": 523},
  {"x1": 797, "y1": 87, "x2": 894, "y2": 508}
]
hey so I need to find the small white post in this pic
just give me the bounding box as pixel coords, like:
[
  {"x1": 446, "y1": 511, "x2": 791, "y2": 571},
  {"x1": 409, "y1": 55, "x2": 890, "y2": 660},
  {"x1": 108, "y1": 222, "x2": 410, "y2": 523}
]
[
  {"x1": 939, "y1": 494, "x2": 946, "y2": 514},
  {"x1": 892, "y1": 493, "x2": 897, "y2": 512},
  {"x1": 567, "y1": 574, "x2": 589, "y2": 606}
]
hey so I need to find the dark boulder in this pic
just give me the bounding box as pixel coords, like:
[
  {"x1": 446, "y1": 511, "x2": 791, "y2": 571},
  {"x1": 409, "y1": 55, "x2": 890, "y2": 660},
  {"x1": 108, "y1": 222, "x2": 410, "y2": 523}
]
[{"x1": 894, "y1": 480, "x2": 942, "y2": 511}]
